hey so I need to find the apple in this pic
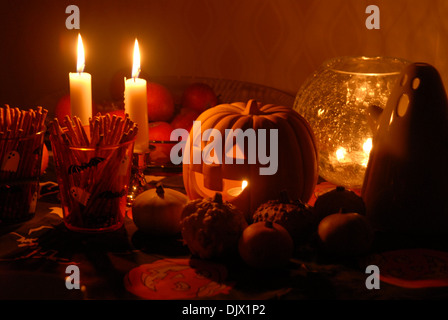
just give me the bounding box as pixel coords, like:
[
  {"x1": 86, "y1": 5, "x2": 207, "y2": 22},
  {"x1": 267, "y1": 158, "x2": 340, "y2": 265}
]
[
  {"x1": 148, "y1": 121, "x2": 174, "y2": 141},
  {"x1": 170, "y1": 107, "x2": 200, "y2": 132},
  {"x1": 147, "y1": 82, "x2": 175, "y2": 122},
  {"x1": 181, "y1": 82, "x2": 218, "y2": 112},
  {"x1": 148, "y1": 121, "x2": 175, "y2": 164}
]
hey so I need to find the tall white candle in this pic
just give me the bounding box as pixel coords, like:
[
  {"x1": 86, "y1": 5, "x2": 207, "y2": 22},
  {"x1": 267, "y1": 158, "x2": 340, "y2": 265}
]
[
  {"x1": 69, "y1": 33, "x2": 92, "y2": 125},
  {"x1": 124, "y1": 39, "x2": 149, "y2": 153}
]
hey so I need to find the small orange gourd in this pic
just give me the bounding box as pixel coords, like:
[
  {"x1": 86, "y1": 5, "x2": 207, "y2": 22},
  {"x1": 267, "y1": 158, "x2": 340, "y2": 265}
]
[{"x1": 238, "y1": 220, "x2": 294, "y2": 269}]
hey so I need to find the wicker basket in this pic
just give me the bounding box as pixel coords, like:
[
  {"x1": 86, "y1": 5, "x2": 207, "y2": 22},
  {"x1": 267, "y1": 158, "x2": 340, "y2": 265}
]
[{"x1": 151, "y1": 76, "x2": 296, "y2": 108}]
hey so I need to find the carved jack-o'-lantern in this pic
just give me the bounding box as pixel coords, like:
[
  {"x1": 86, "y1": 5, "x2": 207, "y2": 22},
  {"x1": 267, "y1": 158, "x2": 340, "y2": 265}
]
[{"x1": 182, "y1": 99, "x2": 318, "y2": 221}]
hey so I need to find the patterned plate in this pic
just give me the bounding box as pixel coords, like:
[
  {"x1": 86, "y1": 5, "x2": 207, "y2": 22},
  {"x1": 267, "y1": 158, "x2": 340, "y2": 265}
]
[
  {"x1": 363, "y1": 248, "x2": 448, "y2": 288},
  {"x1": 124, "y1": 258, "x2": 233, "y2": 300}
]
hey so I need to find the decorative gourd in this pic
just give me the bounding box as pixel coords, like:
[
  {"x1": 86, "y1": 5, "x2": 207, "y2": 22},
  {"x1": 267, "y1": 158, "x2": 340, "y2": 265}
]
[
  {"x1": 182, "y1": 99, "x2": 318, "y2": 222},
  {"x1": 180, "y1": 193, "x2": 248, "y2": 260},
  {"x1": 314, "y1": 186, "x2": 366, "y2": 221},
  {"x1": 238, "y1": 220, "x2": 294, "y2": 269},
  {"x1": 252, "y1": 190, "x2": 317, "y2": 245},
  {"x1": 132, "y1": 183, "x2": 188, "y2": 236}
]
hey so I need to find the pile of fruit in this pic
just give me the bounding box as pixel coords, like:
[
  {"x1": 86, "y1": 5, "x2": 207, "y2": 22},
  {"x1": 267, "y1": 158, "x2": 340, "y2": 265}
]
[{"x1": 146, "y1": 81, "x2": 218, "y2": 142}]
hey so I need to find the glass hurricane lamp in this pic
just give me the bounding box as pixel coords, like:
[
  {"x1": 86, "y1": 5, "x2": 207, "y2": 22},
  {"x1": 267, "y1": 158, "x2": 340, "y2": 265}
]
[{"x1": 293, "y1": 56, "x2": 409, "y2": 189}]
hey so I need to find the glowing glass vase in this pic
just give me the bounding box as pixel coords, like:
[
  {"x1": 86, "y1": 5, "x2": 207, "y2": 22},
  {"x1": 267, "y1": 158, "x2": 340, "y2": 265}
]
[{"x1": 294, "y1": 56, "x2": 409, "y2": 189}]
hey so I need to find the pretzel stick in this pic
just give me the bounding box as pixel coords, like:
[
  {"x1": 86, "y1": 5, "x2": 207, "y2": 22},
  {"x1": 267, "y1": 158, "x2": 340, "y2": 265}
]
[
  {"x1": 104, "y1": 113, "x2": 111, "y2": 134},
  {"x1": 5, "y1": 105, "x2": 11, "y2": 129},
  {"x1": 0, "y1": 108, "x2": 4, "y2": 133},
  {"x1": 74, "y1": 116, "x2": 89, "y2": 146}
]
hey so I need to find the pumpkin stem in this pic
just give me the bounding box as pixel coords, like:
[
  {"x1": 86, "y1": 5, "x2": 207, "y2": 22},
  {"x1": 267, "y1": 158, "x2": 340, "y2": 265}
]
[
  {"x1": 265, "y1": 219, "x2": 274, "y2": 229},
  {"x1": 243, "y1": 99, "x2": 261, "y2": 115},
  {"x1": 213, "y1": 192, "x2": 223, "y2": 204},
  {"x1": 156, "y1": 183, "x2": 165, "y2": 198}
]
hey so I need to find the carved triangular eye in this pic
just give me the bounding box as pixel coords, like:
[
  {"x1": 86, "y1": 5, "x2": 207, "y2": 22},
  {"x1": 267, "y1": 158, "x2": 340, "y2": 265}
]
[{"x1": 225, "y1": 143, "x2": 246, "y2": 162}]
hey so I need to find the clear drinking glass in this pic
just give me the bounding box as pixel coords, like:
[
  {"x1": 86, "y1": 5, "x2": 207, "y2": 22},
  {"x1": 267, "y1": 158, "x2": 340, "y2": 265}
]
[
  {"x1": 50, "y1": 134, "x2": 135, "y2": 232},
  {"x1": 0, "y1": 129, "x2": 46, "y2": 223}
]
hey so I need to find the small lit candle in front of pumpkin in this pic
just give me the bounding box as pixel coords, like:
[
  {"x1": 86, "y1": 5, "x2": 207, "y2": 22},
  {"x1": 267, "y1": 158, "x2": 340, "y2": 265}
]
[
  {"x1": 69, "y1": 33, "x2": 92, "y2": 125},
  {"x1": 124, "y1": 39, "x2": 149, "y2": 153},
  {"x1": 227, "y1": 180, "x2": 248, "y2": 197}
]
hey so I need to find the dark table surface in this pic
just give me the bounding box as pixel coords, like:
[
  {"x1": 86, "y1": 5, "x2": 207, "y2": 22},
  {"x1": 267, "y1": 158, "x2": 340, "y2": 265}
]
[{"x1": 2, "y1": 159, "x2": 448, "y2": 301}]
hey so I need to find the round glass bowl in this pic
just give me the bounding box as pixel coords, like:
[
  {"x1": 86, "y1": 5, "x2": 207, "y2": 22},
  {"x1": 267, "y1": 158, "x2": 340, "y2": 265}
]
[{"x1": 293, "y1": 56, "x2": 409, "y2": 189}]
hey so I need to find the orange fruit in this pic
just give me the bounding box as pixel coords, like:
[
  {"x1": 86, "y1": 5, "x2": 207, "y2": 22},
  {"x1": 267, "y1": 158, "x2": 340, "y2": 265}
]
[
  {"x1": 317, "y1": 212, "x2": 373, "y2": 256},
  {"x1": 238, "y1": 220, "x2": 293, "y2": 269},
  {"x1": 147, "y1": 82, "x2": 175, "y2": 122}
]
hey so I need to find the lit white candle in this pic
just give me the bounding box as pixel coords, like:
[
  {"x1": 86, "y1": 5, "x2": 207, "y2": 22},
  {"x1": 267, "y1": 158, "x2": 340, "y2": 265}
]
[
  {"x1": 124, "y1": 39, "x2": 149, "y2": 153},
  {"x1": 227, "y1": 180, "x2": 248, "y2": 197},
  {"x1": 334, "y1": 138, "x2": 373, "y2": 167},
  {"x1": 69, "y1": 33, "x2": 92, "y2": 125}
]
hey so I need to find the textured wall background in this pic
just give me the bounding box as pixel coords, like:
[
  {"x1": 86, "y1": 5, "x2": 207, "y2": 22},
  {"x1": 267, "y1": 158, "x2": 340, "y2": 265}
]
[{"x1": 0, "y1": 0, "x2": 447, "y2": 112}]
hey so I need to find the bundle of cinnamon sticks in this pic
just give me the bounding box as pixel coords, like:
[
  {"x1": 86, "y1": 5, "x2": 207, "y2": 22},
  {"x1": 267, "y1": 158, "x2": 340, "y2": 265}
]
[{"x1": 49, "y1": 113, "x2": 138, "y2": 231}]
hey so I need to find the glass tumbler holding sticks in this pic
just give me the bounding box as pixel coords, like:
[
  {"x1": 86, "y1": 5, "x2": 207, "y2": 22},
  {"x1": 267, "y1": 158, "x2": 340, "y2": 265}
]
[
  {"x1": 0, "y1": 106, "x2": 47, "y2": 224},
  {"x1": 50, "y1": 114, "x2": 137, "y2": 233},
  {"x1": 0, "y1": 129, "x2": 46, "y2": 223}
]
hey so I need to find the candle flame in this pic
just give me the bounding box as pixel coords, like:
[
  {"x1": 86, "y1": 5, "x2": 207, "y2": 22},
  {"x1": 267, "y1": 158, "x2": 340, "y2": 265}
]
[
  {"x1": 242, "y1": 180, "x2": 248, "y2": 190},
  {"x1": 336, "y1": 147, "x2": 346, "y2": 162},
  {"x1": 361, "y1": 138, "x2": 373, "y2": 167},
  {"x1": 363, "y1": 138, "x2": 372, "y2": 154},
  {"x1": 76, "y1": 33, "x2": 85, "y2": 73},
  {"x1": 132, "y1": 39, "x2": 141, "y2": 79}
]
